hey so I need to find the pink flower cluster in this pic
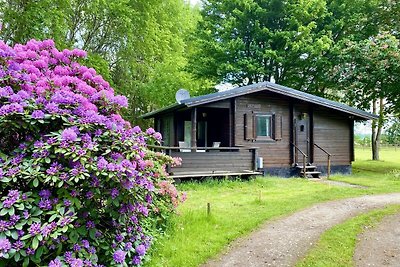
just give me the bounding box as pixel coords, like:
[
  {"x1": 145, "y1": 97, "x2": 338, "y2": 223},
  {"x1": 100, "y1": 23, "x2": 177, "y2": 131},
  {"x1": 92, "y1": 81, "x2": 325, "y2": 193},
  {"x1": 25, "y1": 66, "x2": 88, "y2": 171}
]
[
  {"x1": 0, "y1": 39, "x2": 129, "y2": 131},
  {"x1": 0, "y1": 39, "x2": 181, "y2": 266}
]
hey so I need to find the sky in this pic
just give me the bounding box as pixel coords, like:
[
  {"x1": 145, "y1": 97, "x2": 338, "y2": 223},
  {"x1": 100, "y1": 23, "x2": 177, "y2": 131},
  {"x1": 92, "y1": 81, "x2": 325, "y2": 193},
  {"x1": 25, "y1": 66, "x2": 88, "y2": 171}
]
[{"x1": 189, "y1": 0, "x2": 201, "y2": 6}]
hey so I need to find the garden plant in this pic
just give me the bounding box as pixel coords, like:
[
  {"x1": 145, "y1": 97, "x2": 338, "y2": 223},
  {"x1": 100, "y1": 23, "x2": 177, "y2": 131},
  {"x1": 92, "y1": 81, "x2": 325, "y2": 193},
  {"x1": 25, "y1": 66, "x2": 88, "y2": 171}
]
[{"x1": 0, "y1": 39, "x2": 184, "y2": 266}]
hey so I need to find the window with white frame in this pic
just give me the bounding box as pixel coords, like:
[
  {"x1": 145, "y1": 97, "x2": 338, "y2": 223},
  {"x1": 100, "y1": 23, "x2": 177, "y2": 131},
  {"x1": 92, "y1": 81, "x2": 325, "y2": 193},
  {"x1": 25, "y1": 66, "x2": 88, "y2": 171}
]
[{"x1": 255, "y1": 114, "x2": 272, "y2": 138}]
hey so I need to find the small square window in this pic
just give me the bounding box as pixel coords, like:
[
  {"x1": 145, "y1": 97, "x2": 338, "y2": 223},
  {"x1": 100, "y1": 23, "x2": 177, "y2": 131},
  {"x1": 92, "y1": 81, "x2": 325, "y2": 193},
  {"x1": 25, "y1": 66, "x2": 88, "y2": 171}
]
[{"x1": 255, "y1": 115, "x2": 272, "y2": 138}]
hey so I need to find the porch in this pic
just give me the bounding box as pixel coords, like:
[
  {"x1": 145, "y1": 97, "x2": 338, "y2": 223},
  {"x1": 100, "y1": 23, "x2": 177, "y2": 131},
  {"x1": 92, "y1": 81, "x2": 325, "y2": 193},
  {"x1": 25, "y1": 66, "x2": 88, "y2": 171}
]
[{"x1": 150, "y1": 146, "x2": 261, "y2": 179}]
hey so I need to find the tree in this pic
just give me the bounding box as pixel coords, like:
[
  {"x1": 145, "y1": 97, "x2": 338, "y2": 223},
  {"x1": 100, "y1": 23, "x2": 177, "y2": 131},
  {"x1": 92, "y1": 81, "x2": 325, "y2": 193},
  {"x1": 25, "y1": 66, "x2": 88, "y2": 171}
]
[
  {"x1": 0, "y1": 0, "x2": 207, "y2": 127},
  {"x1": 336, "y1": 33, "x2": 400, "y2": 160},
  {"x1": 190, "y1": 0, "x2": 333, "y2": 86},
  {"x1": 386, "y1": 119, "x2": 400, "y2": 145}
]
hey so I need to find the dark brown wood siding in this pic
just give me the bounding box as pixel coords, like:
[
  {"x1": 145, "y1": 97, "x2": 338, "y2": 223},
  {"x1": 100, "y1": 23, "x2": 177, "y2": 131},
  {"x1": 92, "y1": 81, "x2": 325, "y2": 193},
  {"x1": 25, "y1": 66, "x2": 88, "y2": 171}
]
[
  {"x1": 313, "y1": 107, "x2": 352, "y2": 165},
  {"x1": 170, "y1": 150, "x2": 253, "y2": 173},
  {"x1": 234, "y1": 92, "x2": 291, "y2": 167}
]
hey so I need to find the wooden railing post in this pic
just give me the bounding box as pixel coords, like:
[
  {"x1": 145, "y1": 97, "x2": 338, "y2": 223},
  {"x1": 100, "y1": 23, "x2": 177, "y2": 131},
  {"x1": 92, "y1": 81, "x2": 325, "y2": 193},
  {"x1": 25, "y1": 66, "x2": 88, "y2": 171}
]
[
  {"x1": 166, "y1": 148, "x2": 171, "y2": 174},
  {"x1": 314, "y1": 143, "x2": 331, "y2": 178},
  {"x1": 327, "y1": 154, "x2": 331, "y2": 179}
]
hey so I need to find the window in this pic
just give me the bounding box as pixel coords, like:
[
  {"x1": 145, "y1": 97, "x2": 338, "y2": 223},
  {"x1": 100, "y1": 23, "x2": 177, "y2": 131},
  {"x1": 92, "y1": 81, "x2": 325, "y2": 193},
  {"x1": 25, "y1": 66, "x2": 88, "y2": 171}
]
[{"x1": 255, "y1": 115, "x2": 272, "y2": 138}]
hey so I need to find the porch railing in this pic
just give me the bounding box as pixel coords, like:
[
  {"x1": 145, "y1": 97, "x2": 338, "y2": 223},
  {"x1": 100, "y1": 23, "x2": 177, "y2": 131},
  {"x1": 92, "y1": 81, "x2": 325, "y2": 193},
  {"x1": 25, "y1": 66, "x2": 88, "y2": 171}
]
[
  {"x1": 291, "y1": 143, "x2": 308, "y2": 178},
  {"x1": 314, "y1": 143, "x2": 331, "y2": 178},
  {"x1": 149, "y1": 145, "x2": 259, "y2": 176}
]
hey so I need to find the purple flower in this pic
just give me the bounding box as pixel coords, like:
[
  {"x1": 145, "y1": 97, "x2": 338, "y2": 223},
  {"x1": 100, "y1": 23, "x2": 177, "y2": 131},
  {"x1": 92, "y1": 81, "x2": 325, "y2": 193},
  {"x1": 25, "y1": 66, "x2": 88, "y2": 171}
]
[
  {"x1": 61, "y1": 128, "x2": 77, "y2": 142},
  {"x1": 97, "y1": 157, "x2": 108, "y2": 170},
  {"x1": 115, "y1": 234, "x2": 124, "y2": 242},
  {"x1": 146, "y1": 127, "x2": 155, "y2": 135},
  {"x1": 132, "y1": 256, "x2": 141, "y2": 265},
  {"x1": 86, "y1": 221, "x2": 95, "y2": 229},
  {"x1": 26, "y1": 247, "x2": 35, "y2": 255},
  {"x1": 39, "y1": 199, "x2": 53, "y2": 210},
  {"x1": 81, "y1": 239, "x2": 90, "y2": 248},
  {"x1": 0, "y1": 238, "x2": 12, "y2": 256},
  {"x1": 87, "y1": 246, "x2": 96, "y2": 254},
  {"x1": 29, "y1": 223, "x2": 41, "y2": 235},
  {"x1": 124, "y1": 242, "x2": 132, "y2": 251},
  {"x1": 132, "y1": 126, "x2": 141, "y2": 133},
  {"x1": 153, "y1": 132, "x2": 162, "y2": 140},
  {"x1": 8, "y1": 189, "x2": 20, "y2": 199},
  {"x1": 48, "y1": 259, "x2": 62, "y2": 267},
  {"x1": 39, "y1": 189, "x2": 51, "y2": 199},
  {"x1": 70, "y1": 258, "x2": 83, "y2": 267},
  {"x1": 113, "y1": 250, "x2": 126, "y2": 264},
  {"x1": 135, "y1": 244, "x2": 146, "y2": 256},
  {"x1": 110, "y1": 188, "x2": 119, "y2": 199},
  {"x1": 0, "y1": 221, "x2": 9, "y2": 232},
  {"x1": 9, "y1": 214, "x2": 20, "y2": 224},
  {"x1": 85, "y1": 191, "x2": 93, "y2": 199},
  {"x1": 64, "y1": 199, "x2": 71, "y2": 207},
  {"x1": 12, "y1": 240, "x2": 24, "y2": 251},
  {"x1": 73, "y1": 243, "x2": 81, "y2": 251},
  {"x1": 31, "y1": 110, "x2": 45, "y2": 119}
]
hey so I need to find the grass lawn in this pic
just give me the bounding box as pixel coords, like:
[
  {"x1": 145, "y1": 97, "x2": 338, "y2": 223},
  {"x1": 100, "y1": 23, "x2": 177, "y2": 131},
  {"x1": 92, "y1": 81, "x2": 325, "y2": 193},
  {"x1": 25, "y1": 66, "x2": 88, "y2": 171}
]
[
  {"x1": 331, "y1": 146, "x2": 400, "y2": 191},
  {"x1": 145, "y1": 147, "x2": 400, "y2": 267},
  {"x1": 297, "y1": 205, "x2": 400, "y2": 267}
]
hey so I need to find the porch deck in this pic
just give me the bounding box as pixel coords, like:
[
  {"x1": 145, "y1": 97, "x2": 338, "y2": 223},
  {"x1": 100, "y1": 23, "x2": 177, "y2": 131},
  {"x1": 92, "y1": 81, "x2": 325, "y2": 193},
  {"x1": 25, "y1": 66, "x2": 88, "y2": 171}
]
[{"x1": 150, "y1": 146, "x2": 261, "y2": 179}]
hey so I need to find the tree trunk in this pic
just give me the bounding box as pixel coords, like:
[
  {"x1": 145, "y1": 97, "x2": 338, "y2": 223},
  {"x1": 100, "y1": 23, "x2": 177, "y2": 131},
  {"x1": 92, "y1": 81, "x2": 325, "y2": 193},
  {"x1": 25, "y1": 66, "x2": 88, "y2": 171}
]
[{"x1": 371, "y1": 98, "x2": 384, "y2": 160}]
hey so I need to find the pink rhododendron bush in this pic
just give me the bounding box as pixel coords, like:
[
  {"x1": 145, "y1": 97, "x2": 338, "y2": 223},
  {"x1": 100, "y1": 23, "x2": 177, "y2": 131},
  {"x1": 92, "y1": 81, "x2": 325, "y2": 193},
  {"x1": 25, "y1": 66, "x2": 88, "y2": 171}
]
[{"x1": 0, "y1": 39, "x2": 184, "y2": 266}]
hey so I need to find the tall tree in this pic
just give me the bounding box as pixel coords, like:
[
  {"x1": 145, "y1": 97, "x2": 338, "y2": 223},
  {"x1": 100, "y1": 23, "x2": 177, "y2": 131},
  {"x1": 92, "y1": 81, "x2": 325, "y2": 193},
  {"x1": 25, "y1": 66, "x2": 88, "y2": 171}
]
[
  {"x1": 336, "y1": 33, "x2": 400, "y2": 160},
  {"x1": 190, "y1": 0, "x2": 333, "y2": 87}
]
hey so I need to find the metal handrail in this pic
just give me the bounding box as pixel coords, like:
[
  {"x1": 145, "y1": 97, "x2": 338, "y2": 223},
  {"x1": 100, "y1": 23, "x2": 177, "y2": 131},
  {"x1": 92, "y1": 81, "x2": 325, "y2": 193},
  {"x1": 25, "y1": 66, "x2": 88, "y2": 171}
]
[
  {"x1": 314, "y1": 143, "x2": 331, "y2": 178},
  {"x1": 292, "y1": 143, "x2": 308, "y2": 178}
]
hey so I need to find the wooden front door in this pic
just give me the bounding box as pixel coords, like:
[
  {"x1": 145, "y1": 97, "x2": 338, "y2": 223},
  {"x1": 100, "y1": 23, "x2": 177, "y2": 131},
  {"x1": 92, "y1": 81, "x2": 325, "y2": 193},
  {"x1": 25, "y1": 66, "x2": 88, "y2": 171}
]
[{"x1": 294, "y1": 107, "x2": 310, "y2": 164}]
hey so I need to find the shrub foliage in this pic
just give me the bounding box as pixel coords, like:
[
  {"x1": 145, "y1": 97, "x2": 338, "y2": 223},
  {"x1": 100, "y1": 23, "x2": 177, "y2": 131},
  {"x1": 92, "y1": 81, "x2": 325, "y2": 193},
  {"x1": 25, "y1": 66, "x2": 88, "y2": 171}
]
[{"x1": 0, "y1": 39, "x2": 183, "y2": 266}]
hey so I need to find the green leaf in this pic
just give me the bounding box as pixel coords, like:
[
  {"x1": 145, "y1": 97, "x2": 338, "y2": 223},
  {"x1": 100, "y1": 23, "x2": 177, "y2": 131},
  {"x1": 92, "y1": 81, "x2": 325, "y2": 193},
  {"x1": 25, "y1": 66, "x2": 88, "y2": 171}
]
[
  {"x1": 0, "y1": 209, "x2": 8, "y2": 216},
  {"x1": 49, "y1": 214, "x2": 58, "y2": 222},
  {"x1": 22, "y1": 256, "x2": 29, "y2": 267},
  {"x1": 11, "y1": 231, "x2": 18, "y2": 240},
  {"x1": 89, "y1": 228, "x2": 96, "y2": 239},
  {"x1": 33, "y1": 178, "x2": 39, "y2": 187},
  {"x1": 14, "y1": 252, "x2": 20, "y2": 262},
  {"x1": 8, "y1": 207, "x2": 15, "y2": 216},
  {"x1": 36, "y1": 246, "x2": 44, "y2": 258},
  {"x1": 32, "y1": 236, "x2": 39, "y2": 249},
  {"x1": 20, "y1": 234, "x2": 32, "y2": 240}
]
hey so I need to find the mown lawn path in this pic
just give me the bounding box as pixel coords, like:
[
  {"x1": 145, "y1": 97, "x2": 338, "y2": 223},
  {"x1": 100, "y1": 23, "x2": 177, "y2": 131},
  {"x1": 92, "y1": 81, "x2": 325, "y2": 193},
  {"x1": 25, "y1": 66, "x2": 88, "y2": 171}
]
[
  {"x1": 202, "y1": 193, "x2": 400, "y2": 267},
  {"x1": 354, "y1": 211, "x2": 400, "y2": 266}
]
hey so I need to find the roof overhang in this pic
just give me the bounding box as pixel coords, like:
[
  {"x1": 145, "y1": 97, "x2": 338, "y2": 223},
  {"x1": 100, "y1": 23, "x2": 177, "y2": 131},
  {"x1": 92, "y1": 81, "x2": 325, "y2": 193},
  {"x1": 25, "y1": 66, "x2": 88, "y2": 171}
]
[{"x1": 140, "y1": 82, "x2": 378, "y2": 120}]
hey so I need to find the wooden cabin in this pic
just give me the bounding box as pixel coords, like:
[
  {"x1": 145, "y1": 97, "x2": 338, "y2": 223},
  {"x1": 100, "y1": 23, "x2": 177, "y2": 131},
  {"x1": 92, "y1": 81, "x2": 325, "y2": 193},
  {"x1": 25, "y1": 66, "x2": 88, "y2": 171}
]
[{"x1": 141, "y1": 82, "x2": 376, "y2": 179}]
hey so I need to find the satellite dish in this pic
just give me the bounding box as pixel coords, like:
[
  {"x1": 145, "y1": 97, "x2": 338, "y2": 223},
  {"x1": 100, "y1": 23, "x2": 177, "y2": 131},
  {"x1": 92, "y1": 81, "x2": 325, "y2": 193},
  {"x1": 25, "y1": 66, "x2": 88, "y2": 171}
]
[{"x1": 175, "y1": 89, "x2": 190, "y2": 104}]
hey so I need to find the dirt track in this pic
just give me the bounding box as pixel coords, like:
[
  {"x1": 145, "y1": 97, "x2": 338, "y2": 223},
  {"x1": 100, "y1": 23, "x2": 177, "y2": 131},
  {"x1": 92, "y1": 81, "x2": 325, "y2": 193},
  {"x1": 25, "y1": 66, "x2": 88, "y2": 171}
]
[
  {"x1": 202, "y1": 193, "x2": 400, "y2": 267},
  {"x1": 354, "y1": 212, "x2": 400, "y2": 267}
]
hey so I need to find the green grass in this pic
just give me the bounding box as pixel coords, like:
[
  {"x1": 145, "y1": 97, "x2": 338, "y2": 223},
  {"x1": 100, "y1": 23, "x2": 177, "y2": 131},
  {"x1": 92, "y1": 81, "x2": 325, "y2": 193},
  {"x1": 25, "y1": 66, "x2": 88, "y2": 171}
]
[
  {"x1": 145, "y1": 147, "x2": 400, "y2": 267},
  {"x1": 330, "y1": 146, "x2": 400, "y2": 191},
  {"x1": 297, "y1": 204, "x2": 400, "y2": 267}
]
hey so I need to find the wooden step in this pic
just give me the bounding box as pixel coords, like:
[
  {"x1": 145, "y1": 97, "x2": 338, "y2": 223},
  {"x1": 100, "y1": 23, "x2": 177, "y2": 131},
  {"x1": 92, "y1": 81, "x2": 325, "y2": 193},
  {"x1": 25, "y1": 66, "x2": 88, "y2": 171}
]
[
  {"x1": 300, "y1": 171, "x2": 321, "y2": 175},
  {"x1": 300, "y1": 171, "x2": 321, "y2": 178},
  {"x1": 296, "y1": 165, "x2": 317, "y2": 169}
]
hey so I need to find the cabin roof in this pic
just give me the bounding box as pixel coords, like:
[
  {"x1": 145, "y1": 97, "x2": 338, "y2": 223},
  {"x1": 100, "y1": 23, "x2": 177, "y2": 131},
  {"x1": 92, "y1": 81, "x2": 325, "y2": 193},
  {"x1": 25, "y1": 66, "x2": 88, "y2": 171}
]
[{"x1": 141, "y1": 82, "x2": 377, "y2": 120}]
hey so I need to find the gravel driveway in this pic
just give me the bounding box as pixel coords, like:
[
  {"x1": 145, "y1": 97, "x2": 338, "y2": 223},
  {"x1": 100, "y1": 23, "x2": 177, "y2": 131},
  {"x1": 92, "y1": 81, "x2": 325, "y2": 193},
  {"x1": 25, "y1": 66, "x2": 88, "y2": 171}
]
[
  {"x1": 354, "y1": 212, "x2": 400, "y2": 267},
  {"x1": 202, "y1": 193, "x2": 400, "y2": 267}
]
